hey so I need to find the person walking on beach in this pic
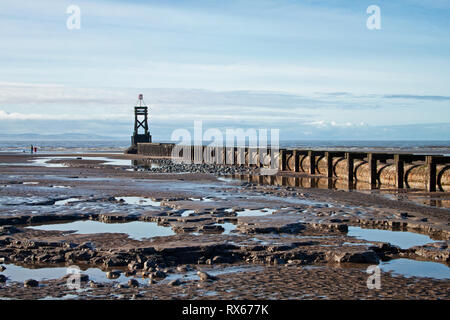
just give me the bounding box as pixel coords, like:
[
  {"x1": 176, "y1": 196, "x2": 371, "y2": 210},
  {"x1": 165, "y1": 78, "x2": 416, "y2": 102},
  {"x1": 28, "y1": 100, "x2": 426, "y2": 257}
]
[
  {"x1": 30, "y1": 145, "x2": 33, "y2": 154},
  {"x1": 34, "y1": 146, "x2": 37, "y2": 153}
]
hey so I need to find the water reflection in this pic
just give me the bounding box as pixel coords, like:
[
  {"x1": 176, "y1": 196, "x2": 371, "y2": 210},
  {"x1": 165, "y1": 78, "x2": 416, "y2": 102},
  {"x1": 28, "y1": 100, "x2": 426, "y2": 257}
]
[{"x1": 227, "y1": 174, "x2": 450, "y2": 208}]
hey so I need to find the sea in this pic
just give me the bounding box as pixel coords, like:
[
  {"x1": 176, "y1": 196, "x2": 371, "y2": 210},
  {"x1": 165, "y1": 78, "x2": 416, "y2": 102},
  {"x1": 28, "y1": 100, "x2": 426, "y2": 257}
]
[{"x1": 0, "y1": 140, "x2": 449, "y2": 155}]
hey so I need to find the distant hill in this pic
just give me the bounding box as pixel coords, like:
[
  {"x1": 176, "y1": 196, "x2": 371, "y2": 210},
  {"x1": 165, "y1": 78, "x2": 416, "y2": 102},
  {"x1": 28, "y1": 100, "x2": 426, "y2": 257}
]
[{"x1": 0, "y1": 133, "x2": 125, "y2": 141}]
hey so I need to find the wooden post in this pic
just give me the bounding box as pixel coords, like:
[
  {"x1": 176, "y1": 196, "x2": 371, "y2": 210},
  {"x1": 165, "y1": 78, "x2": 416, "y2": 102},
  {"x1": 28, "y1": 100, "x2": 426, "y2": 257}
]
[
  {"x1": 346, "y1": 153, "x2": 354, "y2": 186},
  {"x1": 308, "y1": 151, "x2": 316, "y2": 175},
  {"x1": 368, "y1": 153, "x2": 378, "y2": 189},
  {"x1": 293, "y1": 150, "x2": 299, "y2": 173},
  {"x1": 325, "y1": 152, "x2": 333, "y2": 178},
  {"x1": 394, "y1": 154, "x2": 404, "y2": 189},
  {"x1": 269, "y1": 175, "x2": 275, "y2": 185},
  {"x1": 427, "y1": 156, "x2": 437, "y2": 192},
  {"x1": 327, "y1": 178, "x2": 333, "y2": 189},
  {"x1": 256, "y1": 148, "x2": 261, "y2": 168},
  {"x1": 280, "y1": 149, "x2": 286, "y2": 171}
]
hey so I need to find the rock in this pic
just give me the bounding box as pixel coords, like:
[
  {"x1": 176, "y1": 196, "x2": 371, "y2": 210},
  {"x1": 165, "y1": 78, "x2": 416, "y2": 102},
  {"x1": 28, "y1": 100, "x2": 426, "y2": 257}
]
[
  {"x1": 106, "y1": 271, "x2": 121, "y2": 279},
  {"x1": 128, "y1": 279, "x2": 140, "y2": 288},
  {"x1": 24, "y1": 279, "x2": 39, "y2": 287},
  {"x1": 128, "y1": 261, "x2": 142, "y2": 271},
  {"x1": 197, "y1": 271, "x2": 216, "y2": 282},
  {"x1": 168, "y1": 279, "x2": 182, "y2": 286},
  {"x1": 0, "y1": 274, "x2": 6, "y2": 282},
  {"x1": 104, "y1": 257, "x2": 127, "y2": 267},
  {"x1": 176, "y1": 265, "x2": 189, "y2": 272},
  {"x1": 0, "y1": 265, "x2": 5, "y2": 272},
  {"x1": 331, "y1": 251, "x2": 380, "y2": 264},
  {"x1": 125, "y1": 270, "x2": 136, "y2": 277},
  {"x1": 79, "y1": 274, "x2": 89, "y2": 282},
  {"x1": 0, "y1": 225, "x2": 19, "y2": 235},
  {"x1": 0, "y1": 258, "x2": 4, "y2": 263},
  {"x1": 143, "y1": 259, "x2": 156, "y2": 270},
  {"x1": 151, "y1": 270, "x2": 166, "y2": 279}
]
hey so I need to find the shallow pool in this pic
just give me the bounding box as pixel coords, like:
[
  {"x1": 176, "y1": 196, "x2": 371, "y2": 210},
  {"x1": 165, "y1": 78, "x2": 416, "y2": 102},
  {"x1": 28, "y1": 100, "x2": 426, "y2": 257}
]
[
  {"x1": 380, "y1": 259, "x2": 450, "y2": 280},
  {"x1": 27, "y1": 220, "x2": 175, "y2": 240},
  {"x1": 236, "y1": 208, "x2": 277, "y2": 217},
  {"x1": 348, "y1": 226, "x2": 437, "y2": 249}
]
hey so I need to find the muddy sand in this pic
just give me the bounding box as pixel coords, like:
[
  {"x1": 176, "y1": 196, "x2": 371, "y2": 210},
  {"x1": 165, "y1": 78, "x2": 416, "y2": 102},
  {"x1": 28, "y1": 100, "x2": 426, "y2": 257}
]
[{"x1": 0, "y1": 153, "x2": 448, "y2": 300}]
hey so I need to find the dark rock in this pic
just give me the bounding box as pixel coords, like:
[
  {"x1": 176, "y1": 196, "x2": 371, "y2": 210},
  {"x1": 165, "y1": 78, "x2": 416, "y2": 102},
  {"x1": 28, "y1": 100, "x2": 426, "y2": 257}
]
[
  {"x1": 89, "y1": 281, "x2": 104, "y2": 288},
  {"x1": 151, "y1": 270, "x2": 166, "y2": 279},
  {"x1": 106, "y1": 271, "x2": 121, "y2": 279},
  {"x1": 0, "y1": 274, "x2": 6, "y2": 282},
  {"x1": 0, "y1": 225, "x2": 19, "y2": 235},
  {"x1": 24, "y1": 279, "x2": 39, "y2": 287},
  {"x1": 128, "y1": 279, "x2": 140, "y2": 288},
  {"x1": 331, "y1": 251, "x2": 380, "y2": 264},
  {"x1": 169, "y1": 279, "x2": 182, "y2": 286},
  {"x1": 0, "y1": 265, "x2": 5, "y2": 272},
  {"x1": 197, "y1": 271, "x2": 216, "y2": 282},
  {"x1": 143, "y1": 259, "x2": 157, "y2": 270},
  {"x1": 79, "y1": 274, "x2": 89, "y2": 282}
]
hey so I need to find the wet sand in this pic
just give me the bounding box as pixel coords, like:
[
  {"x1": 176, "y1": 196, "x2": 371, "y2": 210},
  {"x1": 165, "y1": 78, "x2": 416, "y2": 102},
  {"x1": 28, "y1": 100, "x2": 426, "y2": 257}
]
[{"x1": 0, "y1": 153, "x2": 449, "y2": 300}]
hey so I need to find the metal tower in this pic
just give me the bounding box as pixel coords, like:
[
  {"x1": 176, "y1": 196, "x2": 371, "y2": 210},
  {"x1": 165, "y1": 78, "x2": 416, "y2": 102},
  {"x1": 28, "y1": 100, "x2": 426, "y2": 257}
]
[{"x1": 131, "y1": 94, "x2": 152, "y2": 145}]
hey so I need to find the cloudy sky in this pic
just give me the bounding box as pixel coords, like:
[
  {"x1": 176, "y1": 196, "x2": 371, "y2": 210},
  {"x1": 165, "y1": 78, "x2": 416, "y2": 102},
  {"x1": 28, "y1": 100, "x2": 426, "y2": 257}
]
[{"x1": 0, "y1": 0, "x2": 449, "y2": 140}]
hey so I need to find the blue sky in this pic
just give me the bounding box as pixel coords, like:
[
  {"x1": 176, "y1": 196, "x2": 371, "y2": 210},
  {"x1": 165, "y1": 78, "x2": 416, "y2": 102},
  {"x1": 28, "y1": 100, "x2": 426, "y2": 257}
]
[{"x1": 0, "y1": 0, "x2": 449, "y2": 140}]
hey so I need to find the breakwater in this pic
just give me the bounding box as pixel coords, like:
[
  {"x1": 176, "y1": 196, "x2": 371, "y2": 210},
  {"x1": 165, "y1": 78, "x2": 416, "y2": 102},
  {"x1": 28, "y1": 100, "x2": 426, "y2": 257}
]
[{"x1": 133, "y1": 143, "x2": 450, "y2": 191}]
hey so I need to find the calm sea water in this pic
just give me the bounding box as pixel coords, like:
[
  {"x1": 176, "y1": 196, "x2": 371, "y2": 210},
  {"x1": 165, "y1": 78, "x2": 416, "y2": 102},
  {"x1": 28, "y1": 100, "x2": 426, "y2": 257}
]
[{"x1": 0, "y1": 140, "x2": 449, "y2": 154}]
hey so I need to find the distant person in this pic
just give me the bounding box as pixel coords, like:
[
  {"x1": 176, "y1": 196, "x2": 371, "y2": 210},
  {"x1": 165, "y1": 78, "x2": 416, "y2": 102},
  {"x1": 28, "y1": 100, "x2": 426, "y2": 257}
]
[
  {"x1": 30, "y1": 145, "x2": 33, "y2": 154},
  {"x1": 34, "y1": 146, "x2": 37, "y2": 153}
]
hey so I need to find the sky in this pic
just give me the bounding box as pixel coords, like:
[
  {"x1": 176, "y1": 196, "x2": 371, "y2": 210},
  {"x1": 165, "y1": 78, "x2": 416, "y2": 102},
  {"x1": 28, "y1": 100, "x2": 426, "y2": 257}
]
[{"x1": 0, "y1": 0, "x2": 449, "y2": 141}]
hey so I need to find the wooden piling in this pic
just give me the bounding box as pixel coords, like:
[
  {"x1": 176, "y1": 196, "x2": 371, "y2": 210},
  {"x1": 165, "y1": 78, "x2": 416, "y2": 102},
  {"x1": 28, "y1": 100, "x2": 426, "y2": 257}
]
[
  {"x1": 308, "y1": 151, "x2": 316, "y2": 175},
  {"x1": 394, "y1": 155, "x2": 405, "y2": 189},
  {"x1": 368, "y1": 153, "x2": 377, "y2": 189},
  {"x1": 293, "y1": 150, "x2": 299, "y2": 172},
  {"x1": 427, "y1": 156, "x2": 437, "y2": 192},
  {"x1": 325, "y1": 152, "x2": 333, "y2": 178}
]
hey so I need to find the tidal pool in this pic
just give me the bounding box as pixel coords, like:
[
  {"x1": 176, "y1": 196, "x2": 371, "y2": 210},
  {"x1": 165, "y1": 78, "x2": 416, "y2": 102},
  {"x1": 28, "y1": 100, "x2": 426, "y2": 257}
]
[
  {"x1": 30, "y1": 156, "x2": 133, "y2": 167},
  {"x1": 54, "y1": 198, "x2": 80, "y2": 206},
  {"x1": 27, "y1": 220, "x2": 175, "y2": 240},
  {"x1": 347, "y1": 227, "x2": 437, "y2": 249},
  {"x1": 116, "y1": 197, "x2": 161, "y2": 207},
  {"x1": 214, "y1": 222, "x2": 237, "y2": 235},
  {"x1": 380, "y1": 259, "x2": 450, "y2": 280},
  {"x1": 236, "y1": 208, "x2": 277, "y2": 217},
  {"x1": 1, "y1": 264, "x2": 147, "y2": 285}
]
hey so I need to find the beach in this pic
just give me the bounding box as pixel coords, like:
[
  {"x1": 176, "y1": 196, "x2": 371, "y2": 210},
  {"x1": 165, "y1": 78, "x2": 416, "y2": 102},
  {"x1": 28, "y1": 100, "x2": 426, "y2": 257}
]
[{"x1": 0, "y1": 152, "x2": 449, "y2": 300}]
